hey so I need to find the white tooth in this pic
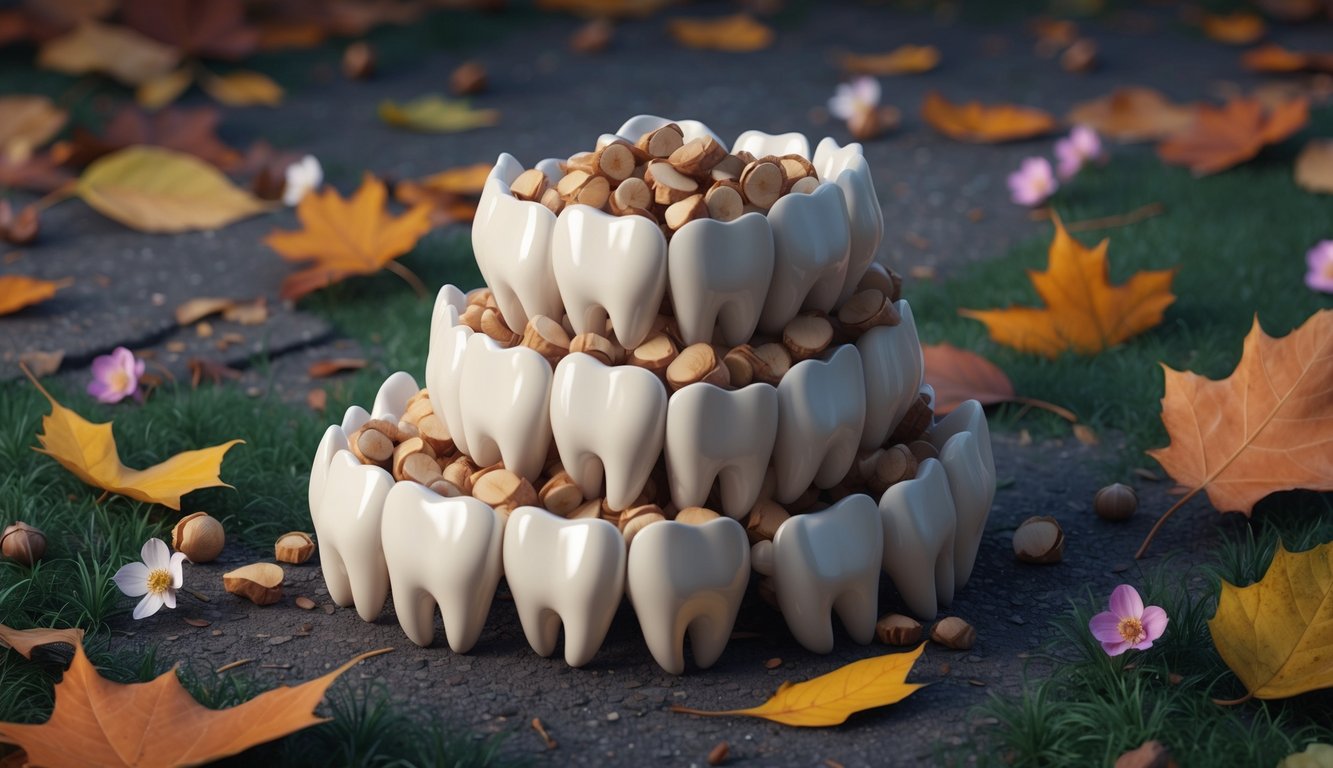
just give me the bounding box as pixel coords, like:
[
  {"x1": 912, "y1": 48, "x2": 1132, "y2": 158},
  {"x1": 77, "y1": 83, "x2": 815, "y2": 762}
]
[
  {"x1": 457, "y1": 334, "x2": 553, "y2": 482},
  {"x1": 381, "y1": 482, "x2": 506, "y2": 653},
  {"x1": 771, "y1": 495, "x2": 883, "y2": 653},
  {"x1": 668, "y1": 213, "x2": 775, "y2": 346},
  {"x1": 627, "y1": 517, "x2": 750, "y2": 674},
  {"x1": 309, "y1": 405, "x2": 371, "y2": 527},
  {"x1": 758, "y1": 182, "x2": 851, "y2": 334},
  {"x1": 929, "y1": 400, "x2": 996, "y2": 589},
  {"x1": 857, "y1": 300, "x2": 924, "y2": 449},
  {"x1": 314, "y1": 451, "x2": 394, "y2": 621},
  {"x1": 812, "y1": 138, "x2": 884, "y2": 306},
  {"x1": 426, "y1": 284, "x2": 474, "y2": 456},
  {"x1": 772, "y1": 344, "x2": 866, "y2": 503},
  {"x1": 614, "y1": 115, "x2": 726, "y2": 146},
  {"x1": 665, "y1": 382, "x2": 777, "y2": 518},
  {"x1": 503, "y1": 506, "x2": 627, "y2": 667},
  {"x1": 341, "y1": 405, "x2": 370, "y2": 434},
  {"x1": 552, "y1": 205, "x2": 667, "y2": 349},
  {"x1": 878, "y1": 458, "x2": 957, "y2": 619},
  {"x1": 370, "y1": 371, "x2": 420, "y2": 421},
  {"x1": 731, "y1": 129, "x2": 810, "y2": 159},
  {"x1": 473, "y1": 153, "x2": 563, "y2": 329},
  {"x1": 550, "y1": 353, "x2": 667, "y2": 510}
]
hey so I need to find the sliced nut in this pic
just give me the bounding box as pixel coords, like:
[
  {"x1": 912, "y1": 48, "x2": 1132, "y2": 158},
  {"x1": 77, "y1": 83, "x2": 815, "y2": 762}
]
[
  {"x1": 636, "y1": 123, "x2": 684, "y2": 158},
  {"x1": 739, "y1": 159, "x2": 783, "y2": 209},
  {"x1": 788, "y1": 176, "x2": 820, "y2": 194},
  {"x1": 392, "y1": 437, "x2": 437, "y2": 482},
  {"x1": 628, "y1": 333, "x2": 678, "y2": 377},
  {"x1": 666, "y1": 342, "x2": 730, "y2": 391},
  {"x1": 1013, "y1": 515, "x2": 1065, "y2": 564},
  {"x1": 539, "y1": 187, "x2": 565, "y2": 215},
  {"x1": 223, "y1": 562, "x2": 284, "y2": 606},
  {"x1": 749, "y1": 343, "x2": 791, "y2": 385},
  {"x1": 645, "y1": 161, "x2": 698, "y2": 205},
  {"x1": 675, "y1": 506, "x2": 720, "y2": 525},
  {"x1": 442, "y1": 456, "x2": 478, "y2": 494},
  {"x1": 876, "y1": 613, "x2": 923, "y2": 646},
  {"x1": 669, "y1": 136, "x2": 727, "y2": 176},
  {"x1": 782, "y1": 313, "x2": 833, "y2": 361},
  {"x1": 350, "y1": 426, "x2": 394, "y2": 467},
  {"x1": 869, "y1": 444, "x2": 917, "y2": 495},
  {"x1": 610, "y1": 176, "x2": 652, "y2": 213},
  {"x1": 722, "y1": 345, "x2": 755, "y2": 386},
  {"x1": 459, "y1": 303, "x2": 486, "y2": 332},
  {"x1": 704, "y1": 181, "x2": 744, "y2": 222},
  {"x1": 744, "y1": 499, "x2": 789, "y2": 544},
  {"x1": 569, "y1": 498, "x2": 603, "y2": 519},
  {"x1": 664, "y1": 193, "x2": 708, "y2": 231},
  {"x1": 472, "y1": 469, "x2": 539, "y2": 511},
  {"x1": 930, "y1": 616, "x2": 975, "y2": 650},
  {"x1": 428, "y1": 478, "x2": 465, "y2": 497},
  {"x1": 417, "y1": 413, "x2": 455, "y2": 456},
  {"x1": 1094, "y1": 483, "x2": 1138, "y2": 522},
  {"x1": 275, "y1": 531, "x2": 315, "y2": 564},
  {"x1": 480, "y1": 307, "x2": 521, "y2": 346},
  {"x1": 906, "y1": 439, "x2": 939, "y2": 464},
  {"x1": 592, "y1": 140, "x2": 637, "y2": 181},
  {"x1": 570, "y1": 332, "x2": 623, "y2": 366},
  {"x1": 510, "y1": 168, "x2": 549, "y2": 202},
  {"x1": 888, "y1": 394, "x2": 934, "y2": 445},
  {"x1": 837, "y1": 288, "x2": 901, "y2": 336},
  {"x1": 710, "y1": 154, "x2": 745, "y2": 182},
  {"x1": 1, "y1": 522, "x2": 46, "y2": 567},
  {"x1": 539, "y1": 471, "x2": 584, "y2": 516},
  {"x1": 172, "y1": 512, "x2": 225, "y2": 563},
  {"x1": 521, "y1": 314, "x2": 571, "y2": 365}
]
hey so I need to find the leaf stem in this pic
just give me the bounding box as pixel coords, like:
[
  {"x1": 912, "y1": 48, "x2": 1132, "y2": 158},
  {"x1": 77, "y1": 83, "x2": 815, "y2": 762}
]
[
  {"x1": 1212, "y1": 691, "x2": 1254, "y2": 707},
  {"x1": 384, "y1": 260, "x2": 428, "y2": 299},
  {"x1": 32, "y1": 181, "x2": 78, "y2": 212},
  {"x1": 1065, "y1": 202, "x2": 1166, "y2": 233},
  {"x1": 1134, "y1": 487, "x2": 1201, "y2": 559}
]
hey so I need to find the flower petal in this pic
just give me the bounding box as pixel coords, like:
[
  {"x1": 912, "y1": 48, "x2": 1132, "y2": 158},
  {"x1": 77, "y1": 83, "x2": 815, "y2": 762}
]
[
  {"x1": 1101, "y1": 640, "x2": 1129, "y2": 657},
  {"x1": 1088, "y1": 611, "x2": 1123, "y2": 643},
  {"x1": 113, "y1": 562, "x2": 150, "y2": 597},
  {"x1": 141, "y1": 538, "x2": 170, "y2": 571},
  {"x1": 133, "y1": 592, "x2": 164, "y2": 620},
  {"x1": 1109, "y1": 584, "x2": 1143, "y2": 619},
  {"x1": 1140, "y1": 605, "x2": 1169, "y2": 641},
  {"x1": 162, "y1": 589, "x2": 176, "y2": 610},
  {"x1": 169, "y1": 551, "x2": 188, "y2": 587}
]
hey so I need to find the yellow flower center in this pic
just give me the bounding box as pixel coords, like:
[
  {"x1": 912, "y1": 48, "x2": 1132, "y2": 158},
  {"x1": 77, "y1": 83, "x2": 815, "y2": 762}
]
[
  {"x1": 1117, "y1": 616, "x2": 1145, "y2": 644},
  {"x1": 109, "y1": 369, "x2": 131, "y2": 392},
  {"x1": 146, "y1": 568, "x2": 172, "y2": 595}
]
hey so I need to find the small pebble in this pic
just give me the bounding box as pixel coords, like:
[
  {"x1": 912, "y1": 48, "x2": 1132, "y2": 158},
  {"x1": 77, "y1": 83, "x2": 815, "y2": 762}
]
[
  {"x1": 606, "y1": 712, "x2": 620, "y2": 722},
  {"x1": 764, "y1": 657, "x2": 782, "y2": 669}
]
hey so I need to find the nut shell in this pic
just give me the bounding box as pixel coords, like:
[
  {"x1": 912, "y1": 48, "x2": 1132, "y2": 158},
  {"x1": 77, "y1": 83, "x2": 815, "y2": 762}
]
[
  {"x1": 223, "y1": 562, "x2": 284, "y2": 606},
  {"x1": 1013, "y1": 515, "x2": 1065, "y2": 564},
  {"x1": 1094, "y1": 483, "x2": 1138, "y2": 522},
  {"x1": 1, "y1": 522, "x2": 46, "y2": 566},
  {"x1": 172, "y1": 512, "x2": 225, "y2": 563},
  {"x1": 930, "y1": 616, "x2": 976, "y2": 650},
  {"x1": 275, "y1": 531, "x2": 315, "y2": 564},
  {"x1": 876, "y1": 613, "x2": 923, "y2": 646}
]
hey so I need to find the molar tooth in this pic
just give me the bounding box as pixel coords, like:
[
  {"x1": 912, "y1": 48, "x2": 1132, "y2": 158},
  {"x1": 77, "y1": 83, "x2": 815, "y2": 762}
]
[
  {"x1": 668, "y1": 213, "x2": 774, "y2": 346},
  {"x1": 758, "y1": 183, "x2": 851, "y2": 334},
  {"x1": 381, "y1": 483, "x2": 506, "y2": 653},
  {"x1": 929, "y1": 400, "x2": 996, "y2": 589},
  {"x1": 627, "y1": 517, "x2": 750, "y2": 674},
  {"x1": 473, "y1": 153, "x2": 563, "y2": 329},
  {"x1": 731, "y1": 130, "x2": 810, "y2": 159},
  {"x1": 770, "y1": 495, "x2": 883, "y2": 653},
  {"x1": 857, "y1": 300, "x2": 924, "y2": 449},
  {"x1": 314, "y1": 451, "x2": 394, "y2": 621},
  {"x1": 812, "y1": 139, "x2": 884, "y2": 306},
  {"x1": 665, "y1": 383, "x2": 778, "y2": 518},
  {"x1": 503, "y1": 506, "x2": 627, "y2": 667},
  {"x1": 550, "y1": 353, "x2": 667, "y2": 510},
  {"x1": 878, "y1": 458, "x2": 957, "y2": 619},
  {"x1": 371, "y1": 371, "x2": 421, "y2": 421},
  {"x1": 615, "y1": 115, "x2": 725, "y2": 147},
  {"x1": 552, "y1": 205, "x2": 667, "y2": 349},
  {"x1": 426, "y1": 284, "x2": 474, "y2": 456},
  {"x1": 457, "y1": 334, "x2": 553, "y2": 482},
  {"x1": 772, "y1": 345, "x2": 866, "y2": 503}
]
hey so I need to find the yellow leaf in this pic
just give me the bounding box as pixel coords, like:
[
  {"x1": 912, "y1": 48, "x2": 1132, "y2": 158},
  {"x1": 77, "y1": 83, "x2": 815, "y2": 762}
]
[
  {"x1": 415, "y1": 163, "x2": 493, "y2": 196},
  {"x1": 922, "y1": 91, "x2": 1057, "y2": 143},
  {"x1": 0, "y1": 275, "x2": 71, "y2": 316},
  {"x1": 841, "y1": 45, "x2": 941, "y2": 76},
  {"x1": 378, "y1": 96, "x2": 499, "y2": 133},
  {"x1": 671, "y1": 645, "x2": 926, "y2": 726},
  {"x1": 668, "y1": 14, "x2": 774, "y2": 53},
  {"x1": 536, "y1": 0, "x2": 671, "y2": 17},
  {"x1": 1278, "y1": 743, "x2": 1333, "y2": 768},
  {"x1": 135, "y1": 68, "x2": 193, "y2": 111},
  {"x1": 76, "y1": 146, "x2": 273, "y2": 233},
  {"x1": 201, "y1": 70, "x2": 284, "y2": 107},
  {"x1": 0, "y1": 96, "x2": 67, "y2": 151},
  {"x1": 1201, "y1": 12, "x2": 1266, "y2": 46},
  {"x1": 1209, "y1": 541, "x2": 1333, "y2": 700},
  {"x1": 37, "y1": 20, "x2": 180, "y2": 86},
  {"x1": 960, "y1": 216, "x2": 1176, "y2": 357},
  {"x1": 26, "y1": 371, "x2": 243, "y2": 510},
  {"x1": 0, "y1": 622, "x2": 390, "y2": 767}
]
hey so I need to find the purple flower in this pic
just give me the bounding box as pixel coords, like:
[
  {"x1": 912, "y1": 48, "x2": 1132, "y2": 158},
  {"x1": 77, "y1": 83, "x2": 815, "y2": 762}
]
[
  {"x1": 1089, "y1": 584, "x2": 1168, "y2": 656},
  {"x1": 828, "y1": 76, "x2": 881, "y2": 121},
  {"x1": 87, "y1": 346, "x2": 143, "y2": 404},
  {"x1": 1306, "y1": 240, "x2": 1333, "y2": 294},
  {"x1": 1007, "y1": 157, "x2": 1058, "y2": 207},
  {"x1": 1055, "y1": 125, "x2": 1105, "y2": 180}
]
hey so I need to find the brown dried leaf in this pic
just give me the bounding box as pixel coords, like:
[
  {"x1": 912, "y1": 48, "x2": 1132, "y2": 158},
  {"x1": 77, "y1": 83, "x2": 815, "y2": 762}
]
[
  {"x1": 17, "y1": 350, "x2": 64, "y2": 377},
  {"x1": 188, "y1": 357, "x2": 242, "y2": 388},
  {"x1": 307, "y1": 358, "x2": 368, "y2": 378},
  {"x1": 1067, "y1": 87, "x2": 1195, "y2": 143},
  {"x1": 0, "y1": 275, "x2": 69, "y2": 315},
  {"x1": 922, "y1": 91, "x2": 1056, "y2": 143},
  {"x1": 1157, "y1": 98, "x2": 1308, "y2": 176},
  {"x1": 63, "y1": 105, "x2": 241, "y2": 171},
  {"x1": 669, "y1": 14, "x2": 773, "y2": 52},
  {"x1": 1201, "y1": 12, "x2": 1265, "y2": 46},
  {"x1": 37, "y1": 21, "x2": 180, "y2": 86},
  {"x1": 200, "y1": 70, "x2": 284, "y2": 107},
  {"x1": 921, "y1": 343, "x2": 1015, "y2": 415},
  {"x1": 175, "y1": 297, "x2": 236, "y2": 325},
  {"x1": 840, "y1": 45, "x2": 940, "y2": 76},
  {"x1": 0, "y1": 96, "x2": 67, "y2": 151},
  {"x1": 121, "y1": 0, "x2": 258, "y2": 60}
]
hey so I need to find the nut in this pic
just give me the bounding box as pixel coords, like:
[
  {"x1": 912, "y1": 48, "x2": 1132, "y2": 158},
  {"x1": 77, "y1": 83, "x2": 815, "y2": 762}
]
[
  {"x1": 1094, "y1": 483, "x2": 1138, "y2": 522},
  {"x1": 744, "y1": 499, "x2": 789, "y2": 544},
  {"x1": 223, "y1": 562, "x2": 284, "y2": 606},
  {"x1": 675, "y1": 506, "x2": 720, "y2": 525},
  {"x1": 342, "y1": 41, "x2": 375, "y2": 79},
  {"x1": 172, "y1": 512, "x2": 225, "y2": 563},
  {"x1": 275, "y1": 531, "x2": 315, "y2": 564},
  {"x1": 707, "y1": 741, "x2": 730, "y2": 766},
  {"x1": 1013, "y1": 515, "x2": 1065, "y2": 564},
  {"x1": 876, "y1": 613, "x2": 923, "y2": 646},
  {"x1": 930, "y1": 616, "x2": 976, "y2": 650},
  {"x1": 1, "y1": 522, "x2": 46, "y2": 566}
]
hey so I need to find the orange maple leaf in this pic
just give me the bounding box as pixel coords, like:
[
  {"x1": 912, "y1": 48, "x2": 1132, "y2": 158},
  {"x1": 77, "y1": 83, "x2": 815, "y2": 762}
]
[
  {"x1": 840, "y1": 45, "x2": 940, "y2": 76},
  {"x1": 1066, "y1": 87, "x2": 1196, "y2": 144},
  {"x1": 921, "y1": 91, "x2": 1057, "y2": 143},
  {"x1": 959, "y1": 217, "x2": 1176, "y2": 358},
  {"x1": 1157, "y1": 98, "x2": 1308, "y2": 176},
  {"x1": 667, "y1": 14, "x2": 773, "y2": 52},
  {"x1": 0, "y1": 275, "x2": 70, "y2": 315},
  {"x1": 264, "y1": 173, "x2": 432, "y2": 301},
  {"x1": 1138, "y1": 310, "x2": 1333, "y2": 557}
]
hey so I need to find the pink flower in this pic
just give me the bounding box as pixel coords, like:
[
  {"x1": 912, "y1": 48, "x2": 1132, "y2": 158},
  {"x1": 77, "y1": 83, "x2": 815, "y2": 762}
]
[
  {"x1": 1007, "y1": 157, "x2": 1058, "y2": 207},
  {"x1": 828, "y1": 76, "x2": 881, "y2": 121},
  {"x1": 1089, "y1": 584, "x2": 1168, "y2": 656},
  {"x1": 1055, "y1": 125, "x2": 1105, "y2": 180},
  {"x1": 1306, "y1": 240, "x2": 1333, "y2": 294},
  {"x1": 87, "y1": 346, "x2": 143, "y2": 404}
]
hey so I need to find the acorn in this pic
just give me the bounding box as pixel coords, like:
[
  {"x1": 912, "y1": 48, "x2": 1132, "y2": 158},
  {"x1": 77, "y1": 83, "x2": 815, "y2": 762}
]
[
  {"x1": 172, "y1": 512, "x2": 225, "y2": 563},
  {"x1": 1094, "y1": 483, "x2": 1138, "y2": 522},
  {"x1": 1, "y1": 522, "x2": 46, "y2": 567}
]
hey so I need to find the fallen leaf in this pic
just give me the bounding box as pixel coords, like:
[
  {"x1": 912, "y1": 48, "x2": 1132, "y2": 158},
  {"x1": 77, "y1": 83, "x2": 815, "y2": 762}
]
[
  {"x1": 76, "y1": 146, "x2": 272, "y2": 233},
  {"x1": 378, "y1": 95, "x2": 499, "y2": 134},
  {"x1": 1241, "y1": 44, "x2": 1311, "y2": 74},
  {"x1": 0, "y1": 624, "x2": 84, "y2": 659},
  {"x1": 188, "y1": 357, "x2": 242, "y2": 388},
  {"x1": 121, "y1": 0, "x2": 258, "y2": 60},
  {"x1": 0, "y1": 275, "x2": 69, "y2": 315},
  {"x1": 537, "y1": 0, "x2": 672, "y2": 17},
  {"x1": 17, "y1": 350, "x2": 64, "y2": 377},
  {"x1": 840, "y1": 45, "x2": 940, "y2": 76},
  {"x1": 960, "y1": 217, "x2": 1176, "y2": 357},
  {"x1": 1030, "y1": 17, "x2": 1079, "y2": 50},
  {"x1": 921, "y1": 91, "x2": 1057, "y2": 143},
  {"x1": 1072, "y1": 423, "x2": 1098, "y2": 446},
  {"x1": 134, "y1": 67, "x2": 194, "y2": 110},
  {"x1": 26, "y1": 369, "x2": 244, "y2": 509},
  {"x1": 1158, "y1": 98, "x2": 1308, "y2": 176},
  {"x1": 1201, "y1": 12, "x2": 1265, "y2": 46},
  {"x1": 570, "y1": 17, "x2": 613, "y2": 53},
  {"x1": 0, "y1": 621, "x2": 388, "y2": 767},
  {"x1": 62, "y1": 105, "x2": 241, "y2": 170},
  {"x1": 21, "y1": 0, "x2": 116, "y2": 32},
  {"x1": 200, "y1": 70, "x2": 284, "y2": 107},
  {"x1": 1209, "y1": 541, "x2": 1333, "y2": 700},
  {"x1": 323, "y1": 0, "x2": 425, "y2": 36},
  {"x1": 1067, "y1": 87, "x2": 1195, "y2": 143},
  {"x1": 0, "y1": 96, "x2": 67, "y2": 151},
  {"x1": 37, "y1": 21, "x2": 180, "y2": 86},
  {"x1": 413, "y1": 163, "x2": 493, "y2": 196},
  {"x1": 175, "y1": 296, "x2": 237, "y2": 325},
  {"x1": 308, "y1": 357, "x2": 368, "y2": 378},
  {"x1": 1277, "y1": 744, "x2": 1333, "y2": 768},
  {"x1": 668, "y1": 14, "x2": 773, "y2": 53},
  {"x1": 671, "y1": 644, "x2": 925, "y2": 726},
  {"x1": 0, "y1": 146, "x2": 73, "y2": 192},
  {"x1": 306, "y1": 388, "x2": 327, "y2": 412},
  {"x1": 265, "y1": 174, "x2": 432, "y2": 300},
  {"x1": 257, "y1": 20, "x2": 326, "y2": 50},
  {"x1": 922, "y1": 343, "x2": 1015, "y2": 415},
  {"x1": 222, "y1": 297, "x2": 267, "y2": 325},
  {"x1": 1295, "y1": 140, "x2": 1333, "y2": 194},
  {"x1": 1060, "y1": 38, "x2": 1098, "y2": 73},
  {"x1": 393, "y1": 181, "x2": 479, "y2": 227}
]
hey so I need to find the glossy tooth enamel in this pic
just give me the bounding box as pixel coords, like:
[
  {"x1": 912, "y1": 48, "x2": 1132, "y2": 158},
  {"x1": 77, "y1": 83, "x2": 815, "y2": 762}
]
[
  {"x1": 667, "y1": 213, "x2": 775, "y2": 346},
  {"x1": 732, "y1": 129, "x2": 811, "y2": 159},
  {"x1": 758, "y1": 182, "x2": 852, "y2": 334},
  {"x1": 457, "y1": 334, "x2": 553, "y2": 482},
  {"x1": 370, "y1": 371, "x2": 420, "y2": 422},
  {"x1": 813, "y1": 138, "x2": 884, "y2": 306},
  {"x1": 878, "y1": 458, "x2": 958, "y2": 620},
  {"x1": 615, "y1": 115, "x2": 726, "y2": 147},
  {"x1": 929, "y1": 400, "x2": 996, "y2": 590},
  {"x1": 665, "y1": 382, "x2": 778, "y2": 518},
  {"x1": 314, "y1": 450, "x2": 394, "y2": 621},
  {"x1": 473, "y1": 154, "x2": 563, "y2": 329},
  {"x1": 772, "y1": 344, "x2": 866, "y2": 503},
  {"x1": 857, "y1": 300, "x2": 925, "y2": 449},
  {"x1": 426, "y1": 285, "x2": 473, "y2": 455}
]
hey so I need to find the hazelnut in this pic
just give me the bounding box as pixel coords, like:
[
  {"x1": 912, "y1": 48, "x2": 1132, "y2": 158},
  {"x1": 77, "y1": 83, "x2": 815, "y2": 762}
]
[
  {"x1": 876, "y1": 613, "x2": 923, "y2": 646},
  {"x1": 223, "y1": 562, "x2": 284, "y2": 606},
  {"x1": 275, "y1": 531, "x2": 315, "y2": 564},
  {"x1": 930, "y1": 616, "x2": 976, "y2": 650},
  {"x1": 1, "y1": 522, "x2": 46, "y2": 566},
  {"x1": 172, "y1": 512, "x2": 224, "y2": 563},
  {"x1": 1013, "y1": 515, "x2": 1065, "y2": 564},
  {"x1": 1094, "y1": 483, "x2": 1138, "y2": 522}
]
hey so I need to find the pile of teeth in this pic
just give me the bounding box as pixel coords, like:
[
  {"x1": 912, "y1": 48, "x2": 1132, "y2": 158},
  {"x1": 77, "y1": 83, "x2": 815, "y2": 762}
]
[{"x1": 308, "y1": 116, "x2": 997, "y2": 675}]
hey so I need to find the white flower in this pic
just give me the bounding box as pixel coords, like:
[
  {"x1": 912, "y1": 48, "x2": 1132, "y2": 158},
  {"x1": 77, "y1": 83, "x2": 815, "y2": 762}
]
[
  {"x1": 283, "y1": 155, "x2": 323, "y2": 206},
  {"x1": 828, "y1": 76, "x2": 881, "y2": 121},
  {"x1": 113, "y1": 538, "x2": 187, "y2": 620}
]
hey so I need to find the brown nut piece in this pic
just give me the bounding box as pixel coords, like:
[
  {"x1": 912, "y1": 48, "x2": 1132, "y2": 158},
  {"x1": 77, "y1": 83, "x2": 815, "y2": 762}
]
[
  {"x1": 1093, "y1": 483, "x2": 1138, "y2": 522},
  {"x1": 223, "y1": 562, "x2": 284, "y2": 606},
  {"x1": 744, "y1": 500, "x2": 789, "y2": 545},
  {"x1": 876, "y1": 613, "x2": 924, "y2": 646},
  {"x1": 172, "y1": 512, "x2": 225, "y2": 563},
  {"x1": 1, "y1": 522, "x2": 46, "y2": 567},
  {"x1": 472, "y1": 469, "x2": 539, "y2": 511},
  {"x1": 930, "y1": 616, "x2": 976, "y2": 650},
  {"x1": 1013, "y1": 515, "x2": 1065, "y2": 564},
  {"x1": 675, "y1": 506, "x2": 720, "y2": 525},
  {"x1": 539, "y1": 471, "x2": 584, "y2": 516},
  {"x1": 275, "y1": 531, "x2": 315, "y2": 564}
]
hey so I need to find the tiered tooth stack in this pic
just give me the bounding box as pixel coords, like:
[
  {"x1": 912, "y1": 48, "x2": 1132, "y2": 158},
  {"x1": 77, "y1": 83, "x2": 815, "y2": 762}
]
[{"x1": 310, "y1": 116, "x2": 997, "y2": 674}]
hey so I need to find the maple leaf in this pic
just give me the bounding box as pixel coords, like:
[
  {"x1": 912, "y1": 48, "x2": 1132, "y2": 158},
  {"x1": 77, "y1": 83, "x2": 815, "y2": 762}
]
[
  {"x1": 921, "y1": 91, "x2": 1056, "y2": 143},
  {"x1": 1138, "y1": 310, "x2": 1333, "y2": 556},
  {"x1": 0, "y1": 275, "x2": 70, "y2": 316},
  {"x1": 959, "y1": 217, "x2": 1177, "y2": 358},
  {"x1": 121, "y1": 0, "x2": 258, "y2": 60},
  {"x1": 0, "y1": 622, "x2": 389, "y2": 767},
  {"x1": 840, "y1": 45, "x2": 940, "y2": 76},
  {"x1": 265, "y1": 173, "x2": 433, "y2": 301},
  {"x1": 672, "y1": 645, "x2": 925, "y2": 726},
  {"x1": 62, "y1": 105, "x2": 240, "y2": 170},
  {"x1": 1066, "y1": 87, "x2": 1196, "y2": 144},
  {"x1": 1157, "y1": 98, "x2": 1308, "y2": 176},
  {"x1": 0, "y1": 624, "x2": 83, "y2": 659},
  {"x1": 26, "y1": 368, "x2": 243, "y2": 510},
  {"x1": 668, "y1": 14, "x2": 773, "y2": 52},
  {"x1": 1209, "y1": 541, "x2": 1333, "y2": 701}
]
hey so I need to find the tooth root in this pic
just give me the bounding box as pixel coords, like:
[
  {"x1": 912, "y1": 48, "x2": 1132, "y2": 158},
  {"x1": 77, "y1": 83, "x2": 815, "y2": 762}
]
[
  {"x1": 371, "y1": 371, "x2": 421, "y2": 421},
  {"x1": 458, "y1": 335, "x2": 553, "y2": 482},
  {"x1": 667, "y1": 214, "x2": 775, "y2": 346},
  {"x1": 732, "y1": 129, "x2": 811, "y2": 159},
  {"x1": 381, "y1": 483, "x2": 506, "y2": 652},
  {"x1": 627, "y1": 518, "x2": 750, "y2": 674},
  {"x1": 758, "y1": 183, "x2": 851, "y2": 334},
  {"x1": 426, "y1": 286, "x2": 474, "y2": 456},
  {"x1": 878, "y1": 458, "x2": 957, "y2": 619},
  {"x1": 930, "y1": 400, "x2": 996, "y2": 589},
  {"x1": 857, "y1": 300, "x2": 924, "y2": 449},
  {"x1": 503, "y1": 507, "x2": 627, "y2": 667},
  {"x1": 473, "y1": 154, "x2": 563, "y2": 329},
  {"x1": 666, "y1": 383, "x2": 778, "y2": 518},
  {"x1": 315, "y1": 451, "x2": 394, "y2": 621},
  {"x1": 550, "y1": 353, "x2": 667, "y2": 510},
  {"x1": 552, "y1": 206, "x2": 667, "y2": 349},
  {"x1": 773, "y1": 345, "x2": 866, "y2": 503},
  {"x1": 771, "y1": 495, "x2": 883, "y2": 653},
  {"x1": 811, "y1": 139, "x2": 883, "y2": 307}
]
